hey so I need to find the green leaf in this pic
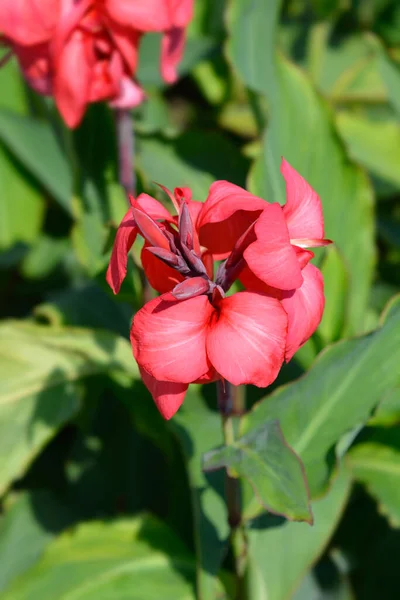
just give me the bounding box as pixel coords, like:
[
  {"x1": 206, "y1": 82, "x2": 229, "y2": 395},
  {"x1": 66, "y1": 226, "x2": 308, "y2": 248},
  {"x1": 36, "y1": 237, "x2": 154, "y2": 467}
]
[
  {"x1": 171, "y1": 389, "x2": 229, "y2": 600},
  {"x1": 0, "y1": 321, "x2": 138, "y2": 496},
  {"x1": 245, "y1": 467, "x2": 352, "y2": 600},
  {"x1": 307, "y1": 28, "x2": 386, "y2": 103},
  {"x1": 0, "y1": 145, "x2": 45, "y2": 251},
  {"x1": 336, "y1": 112, "x2": 400, "y2": 188},
  {"x1": 377, "y1": 45, "x2": 400, "y2": 118},
  {"x1": 0, "y1": 111, "x2": 72, "y2": 214},
  {"x1": 0, "y1": 492, "x2": 76, "y2": 593},
  {"x1": 348, "y1": 436, "x2": 400, "y2": 527},
  {"x1": 203, "y1": 420, "x2": 312, "y2": 524},
  {"x1": 137, "y1": 132, "x2": 248, "y2": 200},
  {"x1": 242, "y1": 296, "x2": 400, "y2": 497},
  {"x1": 371, "y1": 387, "x2": 400, "y2": 427},
  {"x1": 227, "y1": 0, "x2": 375, "y2": 334},
  {"x1": 0, "y1": 515, "x2": 196, "y2": 600}
]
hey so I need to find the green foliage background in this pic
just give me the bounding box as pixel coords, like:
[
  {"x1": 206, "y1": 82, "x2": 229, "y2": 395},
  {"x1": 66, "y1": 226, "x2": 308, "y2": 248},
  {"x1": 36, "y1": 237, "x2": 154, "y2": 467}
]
[{"x1": 1, "y1": 0, "x2": 400, "y2": 598}]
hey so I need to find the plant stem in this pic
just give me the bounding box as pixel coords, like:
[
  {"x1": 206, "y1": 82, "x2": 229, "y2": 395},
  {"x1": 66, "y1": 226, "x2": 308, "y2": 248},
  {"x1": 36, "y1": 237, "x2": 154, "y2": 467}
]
[
  {"x1": 115, "y1": 108, "x2": 153, "y2": 305},
  {"x1": 115, "y1": 108, "x2": 135, "y2": 197},
  {"x1": 217, "y1": 380, "x2": 245, "y2": 598}
]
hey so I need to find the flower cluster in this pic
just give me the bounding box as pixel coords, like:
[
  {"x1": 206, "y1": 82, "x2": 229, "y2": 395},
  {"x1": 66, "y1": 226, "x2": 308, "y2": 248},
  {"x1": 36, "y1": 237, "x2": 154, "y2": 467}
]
[
  {"x1": 107, "y1": 159, "x2": 331, "y2": 419},
  {"x1": 0, "y1": 0, "x2": 193, "y2": 127}
]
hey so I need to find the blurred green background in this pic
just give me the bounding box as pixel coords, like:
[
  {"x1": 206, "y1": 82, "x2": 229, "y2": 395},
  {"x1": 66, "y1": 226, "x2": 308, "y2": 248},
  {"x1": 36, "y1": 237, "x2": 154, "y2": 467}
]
[{"x1": 1, "y1": 0, "x2": 400, "y2": 598}]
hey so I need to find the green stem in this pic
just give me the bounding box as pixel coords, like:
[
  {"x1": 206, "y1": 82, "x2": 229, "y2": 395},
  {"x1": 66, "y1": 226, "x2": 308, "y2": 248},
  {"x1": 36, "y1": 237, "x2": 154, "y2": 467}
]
[{"x1": 217, "y1": 380, "x2": 247, "y2": 599}]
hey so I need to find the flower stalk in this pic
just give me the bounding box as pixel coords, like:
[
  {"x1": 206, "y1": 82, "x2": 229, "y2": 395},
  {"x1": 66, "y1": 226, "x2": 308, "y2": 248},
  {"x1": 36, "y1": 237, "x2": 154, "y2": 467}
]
[
  {"x1": 115, "y1": 108, "x2": 135, "y2": 197},
  {"x1": 217, "y1": 380, "x2": 246, "y2": 598}
]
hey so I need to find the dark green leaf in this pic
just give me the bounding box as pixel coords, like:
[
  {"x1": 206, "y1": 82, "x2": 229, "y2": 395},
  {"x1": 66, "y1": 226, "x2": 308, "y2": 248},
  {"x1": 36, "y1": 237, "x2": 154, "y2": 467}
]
[
  {"x1": 0, "y1": 111, "x2": 72, "y2": 214},
  {"x1": 242, "y1": 296, "x2": 400, "y2": 497},
  {"x1": 0, "y1": 321, "x2": 138, "y2": 495},
  {"x1": 245, "y1": 468, "x2": 352, "y2": 600},
  {"x1": 203, "y1": 420, "x2": 312, "y2": 524},
  {"x1": 0, "y1": 515, "x2": 197, "y2": 600},
  {"x1": 0, "y1": 492, "x2": 76, "y2": 593}
]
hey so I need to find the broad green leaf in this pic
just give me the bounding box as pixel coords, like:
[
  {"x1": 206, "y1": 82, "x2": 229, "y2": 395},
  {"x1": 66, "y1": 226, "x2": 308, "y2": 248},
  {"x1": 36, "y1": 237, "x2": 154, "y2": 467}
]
[
  {"x1": 0, "y1": 146, "x2": 45, "y2": 251},
  {"x1": 348, "y1": 437, "x2": 400, "y2": 527},
  {"x1": 0, "y1": 56, "x2": 29, "y2": 115},
  {"x1": 0, "y1": 492, "x2": 76, "y2": 593},
  {"x1": 245, "y1": 468, "x2": 352, "y2": 600},
  {"x1": 203, "y1": 420, "x2": 312, "y2": 524},
  {"x1": 0, "y1": 111, "x2": 72, "y2": 214},
  {"x1": 228, "y1": 0, "x2": 375, "y2": 334},
  {"x1": 377, "y1": 46, "x2": 400, "y2": 118},
  {"x1": 307, "y1": 27, "x2": 386, "y2": 102},
  {"x1": 242, "y1": 296, "x2": 400, "y2": 497},
  {"x1": 0, "y1": 516, "x2": 196, "y2": 600},
  {"x1": 21, "y1": 235, "x2": 68, "y2": 279},
  {"x1": 171, "y1": 389, "x2": 229, "y2": 600},
  {"x1": 137, "y1": 132, "x2": 248, "y2": 200},
  {"x1": 0, "y1": 321, "x2": 138, "y2": 495},
  {"x1": 336, "y1": 113, "x2": 400, "y2": 188},
  {"x1": 294, "y1": 569, "x2": 355, "y2": 600},
  {"x1": 370, "y1": 387, "x2": 400, "y2": 427}
]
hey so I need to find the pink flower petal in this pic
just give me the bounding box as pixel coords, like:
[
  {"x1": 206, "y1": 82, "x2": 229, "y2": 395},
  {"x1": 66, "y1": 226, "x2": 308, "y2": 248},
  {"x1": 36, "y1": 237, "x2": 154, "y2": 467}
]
[
  {"x1": 281, "y1": 263, "x2": 325, "y2": 362},
  {"x1": 136, "y1": 193, "x2": 175, "y2": 221},
  {"x1": 168, "y1": 0, "x2": 194, "y2": 27},
  {"x1": 244, "y1": 204, "x2": 303, "y2": 290},
  {"x1": 53, "y1": 30, "x2": 92, "y2": 128},
  {"x1": 160, "y1": 26, "x2": 186, "y2": 84},
  {"x1": 281, "y1": 158, "x2": 325, "y2": 241},
  {"x1": 0, "y1": 0, "x2": 59, "y2": 45},
  {"x1": 106, "y1": 208, "x2": 137, "y2": 294},
  {"x1": 206, "y1": 291, "x2": 287, "y2": 387},
  {"x1": 132, "y1": 295, "x2": 213, "y2": 384},
  {"x1": 104, "y1": 0, "x2": 170, "y2": 32},
  {"x1": 109, "y1": 76, "x2": 145, "y2": 109},
  {"x1": 138, "y1": 366, "x2": 188, "y2": 420},
  {"x1": 197, "y1": 181, "x2": 265, "y2": 258}
]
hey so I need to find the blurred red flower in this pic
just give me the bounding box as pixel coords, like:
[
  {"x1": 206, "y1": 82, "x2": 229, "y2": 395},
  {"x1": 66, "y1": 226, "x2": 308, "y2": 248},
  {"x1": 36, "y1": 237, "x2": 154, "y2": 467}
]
[
  {"x1": 107, "y1": 160, "x2": 332, "y2": 419},
  {"x1": 0, "y1": 0, "x2": 194, "y2": 127}
]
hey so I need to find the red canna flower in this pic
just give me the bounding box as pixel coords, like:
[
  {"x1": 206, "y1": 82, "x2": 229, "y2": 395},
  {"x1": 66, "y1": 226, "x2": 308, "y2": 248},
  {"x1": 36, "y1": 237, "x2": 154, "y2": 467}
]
[
  {"x1": 0, "y1": 0, "x2": 194, "y2": 127},
  {"x1": 107, "y1": 160, "x2": 331, "y2": 419}
]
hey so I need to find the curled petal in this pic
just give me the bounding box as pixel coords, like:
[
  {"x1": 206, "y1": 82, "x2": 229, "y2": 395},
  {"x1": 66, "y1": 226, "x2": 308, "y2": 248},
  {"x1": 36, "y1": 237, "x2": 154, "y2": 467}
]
[
  {"x1": 109, "y1": 76, "x2": 145, "y2": 109},
  {"x1": 139, "y1": 367, "x2": 188, "y2": 420},
  {"x1": 281, "y1": 263, "x2": 325, "y2": 362},
  {"x1": 106, "y1": 209, "x2": 137, "y2": 294},
  {"x1": 244, "y1": 204, "x2": 303, "y2": 290},
  {"x1": 281, "y1": 158, "x2": 325, "y2": 241},
  {"x1": 198, "y1": 181, "x2": 265, "y2": 258},
  {"x1": 160, "y1": 26, "x2": 186, "y2": 84},
  {"x1": 132, "y1": 294, "x2": 213, "y2": 383},
  {"x1": 206, "y1": 292, "x2": 287, "y2": 387}
]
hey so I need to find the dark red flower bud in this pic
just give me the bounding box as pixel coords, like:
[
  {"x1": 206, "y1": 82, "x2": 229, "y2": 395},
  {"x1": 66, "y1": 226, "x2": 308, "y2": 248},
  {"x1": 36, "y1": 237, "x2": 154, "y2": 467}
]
[
  {"x1": 171, "y1": 277, "x2": 210, "y2": 300},
  {"x1": 179, "y1": 202, "x2": 195, "y2": 250},
  {"x1": 132, "y1": 208, "x2": 170, "y2": 250}
]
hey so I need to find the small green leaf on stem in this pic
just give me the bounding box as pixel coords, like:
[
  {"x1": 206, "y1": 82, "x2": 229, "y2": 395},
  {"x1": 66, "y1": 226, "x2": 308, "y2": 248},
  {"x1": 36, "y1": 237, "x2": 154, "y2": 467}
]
[{"x1": 203, "y1": 420, "x2": 313, "y2": 524}]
